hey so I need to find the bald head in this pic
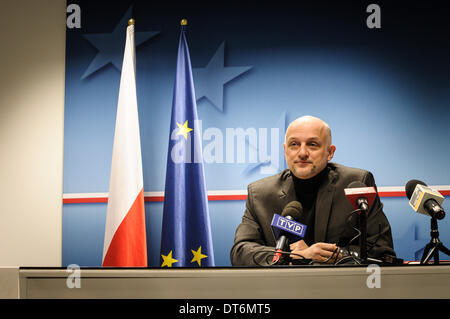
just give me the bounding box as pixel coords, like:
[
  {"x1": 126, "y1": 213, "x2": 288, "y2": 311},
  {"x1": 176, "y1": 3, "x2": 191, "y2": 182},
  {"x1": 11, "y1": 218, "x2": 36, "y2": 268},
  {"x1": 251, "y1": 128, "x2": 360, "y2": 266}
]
[{"x1": 285, "y1": 116, "x2": 332, "y2": 146}]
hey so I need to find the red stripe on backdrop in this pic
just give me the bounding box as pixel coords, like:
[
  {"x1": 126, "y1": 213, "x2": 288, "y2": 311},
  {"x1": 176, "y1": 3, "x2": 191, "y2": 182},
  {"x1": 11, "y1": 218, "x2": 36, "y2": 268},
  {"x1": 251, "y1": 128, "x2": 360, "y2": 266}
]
[
  {"x1": 64, "y1": 197, "x2": 109, "y2": 204},
  {"x1": 144, "y1": 196, "x2": 165, "y2": 202},
  {"x1": 64, "y1": 194, "x2": 247, "y2": 204},
  {"x1": 63, "y1": 189, "x2": 450, "y2": 204},
  {"x1": 208, "y1": 194, "x2": 248, "y2": 201},
  {"x1": 378, "y1": 191, "x2": 406, "y2": 197}
]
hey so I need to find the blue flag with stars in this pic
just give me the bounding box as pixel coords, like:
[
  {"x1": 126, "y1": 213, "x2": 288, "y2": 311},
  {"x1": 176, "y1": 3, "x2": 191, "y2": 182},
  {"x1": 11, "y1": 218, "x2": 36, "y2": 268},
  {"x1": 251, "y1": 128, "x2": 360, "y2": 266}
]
[{"x1": 160, "y1": 25, "x2": 215, "y2": 268}]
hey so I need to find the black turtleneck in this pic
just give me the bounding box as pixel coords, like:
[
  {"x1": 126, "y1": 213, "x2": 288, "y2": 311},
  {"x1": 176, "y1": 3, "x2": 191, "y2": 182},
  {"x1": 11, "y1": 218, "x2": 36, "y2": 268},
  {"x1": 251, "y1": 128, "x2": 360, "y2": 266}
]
[{"x1": 291, "y1": 166, "x2": 330, "y2": 246}]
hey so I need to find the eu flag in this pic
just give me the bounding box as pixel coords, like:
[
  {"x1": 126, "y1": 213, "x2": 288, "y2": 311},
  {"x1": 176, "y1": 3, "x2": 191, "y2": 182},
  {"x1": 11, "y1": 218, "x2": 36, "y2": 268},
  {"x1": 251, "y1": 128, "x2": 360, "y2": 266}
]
[{"x1": 160, "y1": 22, "x2": 215, "y2": 267}]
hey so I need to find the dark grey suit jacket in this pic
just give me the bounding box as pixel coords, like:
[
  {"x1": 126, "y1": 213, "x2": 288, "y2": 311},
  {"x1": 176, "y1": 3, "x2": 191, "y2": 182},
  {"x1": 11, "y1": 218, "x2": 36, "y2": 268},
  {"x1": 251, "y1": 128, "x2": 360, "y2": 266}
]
[{"x1": 230, "y1": 163, "x2": 395, "y2": 266}]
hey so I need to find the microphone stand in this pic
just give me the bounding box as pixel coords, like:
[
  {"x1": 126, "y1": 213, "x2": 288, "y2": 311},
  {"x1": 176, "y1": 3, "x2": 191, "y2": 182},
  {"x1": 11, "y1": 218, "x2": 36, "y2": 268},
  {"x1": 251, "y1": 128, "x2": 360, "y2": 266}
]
[
  {"x1": 421, "y1": 217, "x2": 450, "y2": 265},
  {"x1": 359, "y1": 208, "x2": 368, "y2": 264}
]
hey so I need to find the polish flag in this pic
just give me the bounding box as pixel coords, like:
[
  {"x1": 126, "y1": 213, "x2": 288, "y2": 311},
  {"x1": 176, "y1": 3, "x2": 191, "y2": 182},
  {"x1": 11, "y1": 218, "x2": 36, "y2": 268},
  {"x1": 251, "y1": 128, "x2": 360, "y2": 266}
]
[{"x1": 102, "y1": 21, "x2": 147, "y2": 267}]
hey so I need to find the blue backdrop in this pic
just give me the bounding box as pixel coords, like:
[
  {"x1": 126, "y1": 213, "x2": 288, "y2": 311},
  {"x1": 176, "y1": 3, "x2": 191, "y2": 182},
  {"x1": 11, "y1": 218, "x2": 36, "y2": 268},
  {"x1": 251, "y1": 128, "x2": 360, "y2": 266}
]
[{"x1": 63, "y1": 1, "x2": 450, "y2": 266}]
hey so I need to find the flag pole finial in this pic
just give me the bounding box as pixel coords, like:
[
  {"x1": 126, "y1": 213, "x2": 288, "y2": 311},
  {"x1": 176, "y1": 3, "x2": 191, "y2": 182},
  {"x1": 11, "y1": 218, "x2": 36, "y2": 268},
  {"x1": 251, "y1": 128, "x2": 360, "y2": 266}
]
[
  {"x1": 128, "y1": 18, "x2": 135, "y2": 26},
  {"x1": 180, "y1": 19, "x2": 188, "y2": 26}
]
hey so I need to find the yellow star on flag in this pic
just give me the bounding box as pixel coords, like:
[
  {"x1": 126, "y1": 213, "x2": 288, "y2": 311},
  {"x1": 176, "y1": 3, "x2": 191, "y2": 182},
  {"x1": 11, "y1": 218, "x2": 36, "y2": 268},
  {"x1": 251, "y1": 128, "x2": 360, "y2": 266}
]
[
  {"x1": 176, "y1": 120, "x2": 193, "y2": 140},
  {"x1": 191, "y1": 246, "x2": 208, "y2": 266},
  {"x1": 161, "y1": 250, "x2": 178, "y2": 267}
]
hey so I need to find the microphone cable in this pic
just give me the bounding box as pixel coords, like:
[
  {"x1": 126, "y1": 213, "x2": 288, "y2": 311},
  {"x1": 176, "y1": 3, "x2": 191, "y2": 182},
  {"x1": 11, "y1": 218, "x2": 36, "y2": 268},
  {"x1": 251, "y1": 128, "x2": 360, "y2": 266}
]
[
  {"x1": 251, "y1": 249, "x2": 307, "y2": 267},
  {"x1": 336, "y1": 210, "x2": 384, "y2": 265}
]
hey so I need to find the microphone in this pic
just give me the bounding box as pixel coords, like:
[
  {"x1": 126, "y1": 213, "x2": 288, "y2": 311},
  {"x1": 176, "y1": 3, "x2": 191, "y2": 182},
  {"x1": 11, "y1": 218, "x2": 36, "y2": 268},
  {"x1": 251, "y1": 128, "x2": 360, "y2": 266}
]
[
  {"x1": 405, "y1": 179, "x2": 445, "y2": 220},
  {"x1": 344, "y1": 181, "x2": 377, "y2": 212},
  {"x1": 271, "y1": 201, "x2": 305, "y2": 264},
  {"x1": 344, "y1": 181, "x2": 377, "y2": 262}
]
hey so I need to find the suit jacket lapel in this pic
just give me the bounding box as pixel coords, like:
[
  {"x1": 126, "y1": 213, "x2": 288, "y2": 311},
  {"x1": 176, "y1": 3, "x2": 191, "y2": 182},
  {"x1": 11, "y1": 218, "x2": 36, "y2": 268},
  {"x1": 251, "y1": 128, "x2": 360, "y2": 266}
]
[
  {"x1": 278, "y1": 172, "x2": 296, "y2": 213},
  {"x1": 314, "y1": 168, "x2": 337, "y2": 243}
]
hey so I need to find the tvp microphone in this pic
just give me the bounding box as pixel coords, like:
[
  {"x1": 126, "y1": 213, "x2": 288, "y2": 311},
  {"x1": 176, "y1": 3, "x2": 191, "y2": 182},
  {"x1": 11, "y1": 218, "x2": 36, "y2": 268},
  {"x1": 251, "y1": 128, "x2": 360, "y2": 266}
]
[
  {"x1": 405, "y1": 179, "x2": 445, "y2": 220},
  {"x1": 270, "y1": 201, "x2": 306, "y2": 264},
  {"x1": 344, "y1": 181, "x2": 377, "y2": 212}
]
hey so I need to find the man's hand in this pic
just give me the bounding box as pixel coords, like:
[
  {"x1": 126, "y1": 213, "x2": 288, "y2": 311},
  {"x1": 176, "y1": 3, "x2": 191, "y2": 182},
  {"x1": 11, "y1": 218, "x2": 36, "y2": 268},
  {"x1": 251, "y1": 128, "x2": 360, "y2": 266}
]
[{"x1": 290, "y1": 240, "x2": 341, "y2": 263}]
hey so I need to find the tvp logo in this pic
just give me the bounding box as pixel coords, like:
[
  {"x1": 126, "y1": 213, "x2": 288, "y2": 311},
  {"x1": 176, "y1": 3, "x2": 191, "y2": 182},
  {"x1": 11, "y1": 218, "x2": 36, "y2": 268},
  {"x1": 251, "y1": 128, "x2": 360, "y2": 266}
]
[{"x1": 271, "y1": 214, "x2": 307, "y2": 242}]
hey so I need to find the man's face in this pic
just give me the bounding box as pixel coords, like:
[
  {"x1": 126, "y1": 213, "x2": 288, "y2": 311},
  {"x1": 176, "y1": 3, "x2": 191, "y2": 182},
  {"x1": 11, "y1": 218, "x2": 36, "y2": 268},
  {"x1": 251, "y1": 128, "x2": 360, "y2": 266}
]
[{"x1": 283, "y1": 119, "x2": 336, "y2": 180}]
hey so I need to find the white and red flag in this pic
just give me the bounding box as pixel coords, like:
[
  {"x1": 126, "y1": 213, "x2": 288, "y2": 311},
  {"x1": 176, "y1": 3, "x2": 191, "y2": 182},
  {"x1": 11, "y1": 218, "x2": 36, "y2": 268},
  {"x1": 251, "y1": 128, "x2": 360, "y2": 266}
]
[{"x1": 102, "y1": 20, "x2": 147, "y2": 267}]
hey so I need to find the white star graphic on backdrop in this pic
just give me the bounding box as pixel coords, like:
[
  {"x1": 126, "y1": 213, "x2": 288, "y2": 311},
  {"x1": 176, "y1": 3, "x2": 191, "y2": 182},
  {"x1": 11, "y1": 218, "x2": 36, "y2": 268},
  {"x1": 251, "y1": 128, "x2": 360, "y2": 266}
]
[
  {"x1": 81, "y1": 6, "x2": 159, "y2": 80},
  {"x1": 193, "y1": 41, "x2": 252, "y2": 112}
]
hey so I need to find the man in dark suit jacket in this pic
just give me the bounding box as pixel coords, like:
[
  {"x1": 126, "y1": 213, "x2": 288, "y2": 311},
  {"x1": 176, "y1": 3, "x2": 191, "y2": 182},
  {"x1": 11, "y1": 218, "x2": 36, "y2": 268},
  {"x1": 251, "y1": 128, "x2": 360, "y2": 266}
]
[{"x1": 230, "y1": 116, "x2": 395, "y2": 266}]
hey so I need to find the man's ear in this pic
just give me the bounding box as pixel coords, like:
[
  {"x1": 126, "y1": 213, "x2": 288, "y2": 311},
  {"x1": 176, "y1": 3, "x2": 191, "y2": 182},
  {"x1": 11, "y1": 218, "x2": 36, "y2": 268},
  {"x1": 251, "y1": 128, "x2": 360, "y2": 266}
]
[{"x1": 328, "y1": 145, "x2": 336, "y2": 161}]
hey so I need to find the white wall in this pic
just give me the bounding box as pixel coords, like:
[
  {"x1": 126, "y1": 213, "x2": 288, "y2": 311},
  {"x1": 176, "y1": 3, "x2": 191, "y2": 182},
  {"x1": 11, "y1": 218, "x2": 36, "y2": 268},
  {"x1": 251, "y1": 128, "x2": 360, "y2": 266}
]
[{"x1": 0, "y1": 0, "x2": 66, "y2": 266}]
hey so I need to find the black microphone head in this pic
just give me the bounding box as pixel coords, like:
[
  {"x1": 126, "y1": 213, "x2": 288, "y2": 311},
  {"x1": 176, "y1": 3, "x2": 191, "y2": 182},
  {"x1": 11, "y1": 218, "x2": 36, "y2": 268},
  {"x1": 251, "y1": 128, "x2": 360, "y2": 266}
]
[
  {"x1": 347, "y1": 181, "x2": 367, "y2": 189},
  {"x1": 281, "y1": 201, "x2": 303, "y2": 220},
  {"x1": 405, "y1": 179, "x2": 427, "y2": 199}
]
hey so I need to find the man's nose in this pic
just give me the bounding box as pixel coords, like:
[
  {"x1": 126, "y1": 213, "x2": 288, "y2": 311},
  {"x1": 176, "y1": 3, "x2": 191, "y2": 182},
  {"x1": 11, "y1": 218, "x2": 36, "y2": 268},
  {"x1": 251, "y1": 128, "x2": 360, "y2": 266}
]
[{"x1": 297, "y1": 144, "x2": 308, "y2": 159}]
